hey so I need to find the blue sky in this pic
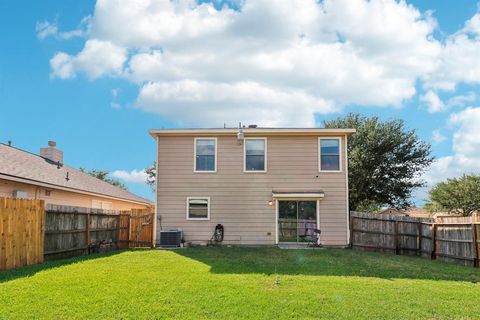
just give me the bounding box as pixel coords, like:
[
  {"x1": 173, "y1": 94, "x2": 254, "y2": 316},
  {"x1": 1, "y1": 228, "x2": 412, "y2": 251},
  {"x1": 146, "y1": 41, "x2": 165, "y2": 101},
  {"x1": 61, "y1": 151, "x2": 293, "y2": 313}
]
[{"x1": 1, "y1": 0, "x2": 480, "y2": 204}]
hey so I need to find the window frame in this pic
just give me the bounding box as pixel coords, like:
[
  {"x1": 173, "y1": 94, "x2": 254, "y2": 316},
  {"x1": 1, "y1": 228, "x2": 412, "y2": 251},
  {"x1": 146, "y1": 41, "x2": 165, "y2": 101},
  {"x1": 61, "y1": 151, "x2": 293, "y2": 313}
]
[
  {"x1": 186, "y1": 197, "x2": 211, "y2": 221},
  {"x1": 318, "y1": 137, "x2": 342, "y2": 173},
  {"x1": 243, "y1": 137, "x2": 268, "y2": 173},
  {"x1": 194, "y1": 137, "x2": 217, "y2": 173}
]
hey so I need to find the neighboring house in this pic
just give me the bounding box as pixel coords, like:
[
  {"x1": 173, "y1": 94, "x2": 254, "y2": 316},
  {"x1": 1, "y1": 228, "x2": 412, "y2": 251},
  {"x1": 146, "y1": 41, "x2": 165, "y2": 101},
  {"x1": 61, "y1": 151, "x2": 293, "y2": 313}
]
[
  {"x1": 0, "y1": 142, "x2": 152, "y2": 210},
  {"x1": 379, "y1": 208, "x2": 404, "y2": 215},
  {"x1": 379, "y1": 207, "x2": 432, "y2": 218},
  {"x1": 150, "y1": 127, "x2": 355, "y2": 246}
]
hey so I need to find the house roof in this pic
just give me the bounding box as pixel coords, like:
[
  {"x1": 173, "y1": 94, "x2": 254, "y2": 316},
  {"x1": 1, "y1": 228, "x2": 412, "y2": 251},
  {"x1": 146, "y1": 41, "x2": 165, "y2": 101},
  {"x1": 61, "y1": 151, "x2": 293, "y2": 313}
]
[
  {"x1": 149, "y1": 127, "x2": 356, "y2": 137},
  {"x1": 0, "y1": 143, "x2": 152, "y2": 205}
]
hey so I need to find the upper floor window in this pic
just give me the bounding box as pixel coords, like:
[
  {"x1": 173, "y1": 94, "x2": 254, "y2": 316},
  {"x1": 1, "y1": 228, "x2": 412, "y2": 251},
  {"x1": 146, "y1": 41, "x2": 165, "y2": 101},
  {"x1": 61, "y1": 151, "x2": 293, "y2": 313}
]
[
  {"x1": 244, "y1": 138, "x2": 267, "y2": 172},
  {"x1": 194, "y1": 138, "x2": 217, "y2": 172},
  {"x1": 319, "y1": 138, "x2": 341, "y2": 172}
]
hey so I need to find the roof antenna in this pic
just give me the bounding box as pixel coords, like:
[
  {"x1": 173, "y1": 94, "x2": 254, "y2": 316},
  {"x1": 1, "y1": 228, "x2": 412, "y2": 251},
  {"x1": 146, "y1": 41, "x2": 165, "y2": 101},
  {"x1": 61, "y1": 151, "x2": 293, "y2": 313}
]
[
  {"x1": 7, "y1": 140, "x2": 12, "y2": 147},
  {"x1": 65, "y1": 172, "x2": 70, "y2": 181}
]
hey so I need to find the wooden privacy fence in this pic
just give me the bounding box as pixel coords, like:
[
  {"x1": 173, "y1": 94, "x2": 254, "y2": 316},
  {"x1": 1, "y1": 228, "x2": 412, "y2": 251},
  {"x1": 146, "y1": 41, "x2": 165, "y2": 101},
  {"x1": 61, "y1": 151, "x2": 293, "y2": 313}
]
[
  {"x1": 350, "y1": 211, "x2": 480, "y2": 267},
  {"x1": 0, "y1": 198, "x2": 45, "y2": 271},
  {"x1": 0, "y1": 200, "x2": 154, "y2": 271},
  {"x1": 45, "y1": 205, "x2": 121, "y2": 260},
  {"x1": 46, "y1": 205, "x2": 154, "y2": 260}
]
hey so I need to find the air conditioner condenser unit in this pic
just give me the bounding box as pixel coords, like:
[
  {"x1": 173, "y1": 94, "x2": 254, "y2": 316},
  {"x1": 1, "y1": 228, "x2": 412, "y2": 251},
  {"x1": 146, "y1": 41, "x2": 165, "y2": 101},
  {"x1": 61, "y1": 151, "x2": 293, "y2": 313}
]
[{"x1": 159, "y1": 229, "x2": 183, "y2": 247}]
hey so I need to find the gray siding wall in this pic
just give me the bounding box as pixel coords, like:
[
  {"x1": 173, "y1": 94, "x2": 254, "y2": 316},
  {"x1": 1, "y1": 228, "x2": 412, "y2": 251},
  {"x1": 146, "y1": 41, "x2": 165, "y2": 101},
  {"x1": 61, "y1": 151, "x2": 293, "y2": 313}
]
[{"x1": 156, "y1": 135, "x2": 349, "y2": 246}]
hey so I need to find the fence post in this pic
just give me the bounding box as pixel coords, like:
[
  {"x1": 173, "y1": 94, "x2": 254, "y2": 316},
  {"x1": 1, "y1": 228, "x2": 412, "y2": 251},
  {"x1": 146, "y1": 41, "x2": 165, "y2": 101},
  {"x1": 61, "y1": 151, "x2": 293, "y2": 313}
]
[
  {"x1": 472, "y1": 223, "x2": 478, "y2": 268},
  {"x1": 116, "y1": 215, "x2": 121, "y2": 248},
  {"x1": 431, "y1": 224, "x2": 437, "y2": 260},
  {"x1": 349, "y1": 215, "x2": 354, "y2": 248},
  {"x1": 127, "y1": 215, "x2": 131, "y2": 248},
  {"x1": 417, "y1": 222, "x2": 422, "y2": 256},
  {"x1": 151, "y1": 213, "x2": 155, "y2": 248},
  {"x1": 394, "y1": 220, "x2": 399, "y2": 255},
  {"x1": 86, "y1": 213, "x2": 90, "y2": 254}
]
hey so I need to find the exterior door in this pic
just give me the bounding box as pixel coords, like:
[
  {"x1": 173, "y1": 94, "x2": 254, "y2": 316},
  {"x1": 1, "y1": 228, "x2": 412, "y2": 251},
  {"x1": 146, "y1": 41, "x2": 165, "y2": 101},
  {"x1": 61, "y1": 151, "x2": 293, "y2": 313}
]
[{"x1": 278, "y1": 200, "x2": 317, "y2": 243}]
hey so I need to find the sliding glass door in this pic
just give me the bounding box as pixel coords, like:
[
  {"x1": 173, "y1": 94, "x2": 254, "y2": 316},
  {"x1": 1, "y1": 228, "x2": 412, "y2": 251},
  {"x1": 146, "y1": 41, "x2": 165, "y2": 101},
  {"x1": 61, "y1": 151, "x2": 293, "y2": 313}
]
[{"x1": 278, "y1": 200, "x2": 317, "y2": 243}]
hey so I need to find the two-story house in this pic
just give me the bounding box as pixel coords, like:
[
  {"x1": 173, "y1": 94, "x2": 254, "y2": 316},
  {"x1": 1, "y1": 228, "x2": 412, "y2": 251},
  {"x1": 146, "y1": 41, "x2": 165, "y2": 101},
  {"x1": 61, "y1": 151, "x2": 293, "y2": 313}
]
[{"x1": 150, "y1": 126, "x2": 355, "y2": 247}]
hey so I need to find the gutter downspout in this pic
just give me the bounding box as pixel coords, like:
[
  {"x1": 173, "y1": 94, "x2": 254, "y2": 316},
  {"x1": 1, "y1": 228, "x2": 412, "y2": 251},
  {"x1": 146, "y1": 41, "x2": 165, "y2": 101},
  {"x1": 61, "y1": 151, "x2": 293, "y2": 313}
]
[
  {"x1": 345, "y1": 134, "x2": 351, "y2": 246},
  {"x1": 153, "y1": 135, "x2": 160, "y2": 247}
]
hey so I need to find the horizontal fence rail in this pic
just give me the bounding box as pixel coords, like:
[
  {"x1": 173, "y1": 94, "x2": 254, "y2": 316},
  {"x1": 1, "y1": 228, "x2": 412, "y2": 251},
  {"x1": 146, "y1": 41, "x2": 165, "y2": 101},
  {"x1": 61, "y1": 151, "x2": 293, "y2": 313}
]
[{"x1": 350, "y1": 211, "x2": 480, "y2": 267}]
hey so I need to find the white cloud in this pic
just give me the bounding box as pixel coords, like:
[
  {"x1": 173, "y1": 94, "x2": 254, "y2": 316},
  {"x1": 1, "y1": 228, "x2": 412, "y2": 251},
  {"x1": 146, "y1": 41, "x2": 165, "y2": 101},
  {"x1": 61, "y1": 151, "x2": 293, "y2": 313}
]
[
  {"x1": 424, "y1": 12, "x2": 480, "y2": 91},
  {"x1": 36, "y1": 21, "x2": 58, "y2": 40},
  {"x1": 447, "y1": 92, "x2": 477, "y2": 108},
  {"x1": 50, "y1": 39, "x2": 127, "y2": 80},
  {"x1": 449, "y1": 107, "x2": 480, "y2": 157},
  {"x1": 48, "y1": 0, "x2": 444, "y2": 125},
  {"x1": 420, "y1": 90, "x2": 476, "y2": 113},
  {"x1": 36, "y1": 17, "x2": 90, "y2": 40},
  {"x1": 45, "y1": 1, "x2": 480, "y2": 127},
  {"x1": 111, "y1": 169, "x2": 148, "y2": 183},
  {"x1": 423, "y1": 107, "x2": 480, "y2": 186},
  {"x1": 137, "y1": 80, "x2": 335, "y2": 126},
  {"x1": 49, "y1": 52, "x2": 75, "y2": 79},
  {"x1": 431, "y1": 129, "x2": 446, "y2": 144},
  {"x1": 111, "y1": 88, "x2": 121, "y2": 109},
  {"x1": 420, "y1": 90, "x2": 445, "y2": 113}
]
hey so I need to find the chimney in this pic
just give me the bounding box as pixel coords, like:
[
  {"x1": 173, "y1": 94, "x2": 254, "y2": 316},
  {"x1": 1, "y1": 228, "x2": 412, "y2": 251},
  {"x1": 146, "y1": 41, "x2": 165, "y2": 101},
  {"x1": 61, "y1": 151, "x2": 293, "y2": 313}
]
[{"x1": 40, "y1": 141, "x2": 64, "y2": 164}]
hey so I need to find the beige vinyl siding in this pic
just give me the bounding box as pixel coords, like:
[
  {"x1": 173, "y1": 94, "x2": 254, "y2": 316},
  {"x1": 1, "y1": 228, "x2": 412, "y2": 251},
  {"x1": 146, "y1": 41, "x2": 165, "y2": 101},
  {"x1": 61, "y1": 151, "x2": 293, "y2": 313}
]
[
  {"x1": 157, "y1": 135, "x2": 349, "y2": 246},
  {"x1": 0, "y1": 178, "x2": 150, "y2": 211}
]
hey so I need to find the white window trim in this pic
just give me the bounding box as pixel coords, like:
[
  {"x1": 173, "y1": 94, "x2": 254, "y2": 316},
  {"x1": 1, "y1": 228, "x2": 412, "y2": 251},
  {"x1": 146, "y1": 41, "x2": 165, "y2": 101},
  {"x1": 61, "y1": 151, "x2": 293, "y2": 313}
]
[
  {"x1": 243, "y1": 137, "x2": 267, "y2": 173},
  {"x1": 186, "y1": 197, "x2": 211, "y2": 221},
  {"x1": 194, "y1": 137, "x2": 217, "y2": 173},
  {"x1": 318, "y1": 137, "x2": 342, "y2": 173}
]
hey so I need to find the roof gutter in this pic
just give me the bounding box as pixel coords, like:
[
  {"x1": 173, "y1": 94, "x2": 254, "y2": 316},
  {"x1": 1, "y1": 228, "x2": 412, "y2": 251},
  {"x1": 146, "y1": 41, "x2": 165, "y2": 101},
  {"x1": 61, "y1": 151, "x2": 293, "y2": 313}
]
[
  {"x1": 0, "y1": 173, "x2": 153, "y2": 206},
  {"x1": 149, "y1": 128, "x2": 356, "y2": 138}
]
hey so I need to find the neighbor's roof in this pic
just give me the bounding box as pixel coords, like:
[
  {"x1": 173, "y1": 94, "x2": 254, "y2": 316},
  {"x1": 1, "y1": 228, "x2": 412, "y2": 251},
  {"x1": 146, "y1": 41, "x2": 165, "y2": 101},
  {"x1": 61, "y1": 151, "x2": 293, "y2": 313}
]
[
  {"x1": 149, "y1": 127, "x2": 356, "y2": 137},
  {"x1": 0, "y1": 144, "x2": 152, "y2": 205}
]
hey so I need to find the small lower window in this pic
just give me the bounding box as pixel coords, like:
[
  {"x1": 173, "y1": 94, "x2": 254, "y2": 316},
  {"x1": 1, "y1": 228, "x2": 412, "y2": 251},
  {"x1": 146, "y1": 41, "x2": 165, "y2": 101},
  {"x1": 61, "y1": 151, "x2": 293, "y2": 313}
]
[
  {"x1": 92, "y1": 200, "x2": 113, "y2": 210},
  {"x1": 187, "y1": 197, "x2": 210, "y2": 220}
]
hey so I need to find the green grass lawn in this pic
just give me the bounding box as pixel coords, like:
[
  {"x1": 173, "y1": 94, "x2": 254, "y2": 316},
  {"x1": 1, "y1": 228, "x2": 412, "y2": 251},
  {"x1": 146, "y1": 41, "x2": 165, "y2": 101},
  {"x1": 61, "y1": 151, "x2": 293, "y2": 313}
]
[{"x1": 1, "y1": 247, "x2": 480, "y2": 319}]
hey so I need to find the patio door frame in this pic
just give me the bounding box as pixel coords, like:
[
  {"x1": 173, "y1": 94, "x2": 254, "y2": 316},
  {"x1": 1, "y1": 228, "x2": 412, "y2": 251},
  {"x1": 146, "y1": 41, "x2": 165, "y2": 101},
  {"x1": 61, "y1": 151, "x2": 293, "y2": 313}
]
[{"x1": 275, "y1": 198, "x2": 320, "y2": 245}]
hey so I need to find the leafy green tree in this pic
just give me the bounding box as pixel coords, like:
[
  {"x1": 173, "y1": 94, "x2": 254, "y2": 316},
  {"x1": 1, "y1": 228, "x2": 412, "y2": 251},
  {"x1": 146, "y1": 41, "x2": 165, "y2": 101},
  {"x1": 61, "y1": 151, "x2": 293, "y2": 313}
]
[
  {"x1": 323, "y1": 113, "x2": 433, "y2": 211},
  {"x1": 79, "y1": 168, "x2": 128, "y2": 190},
  {"x1": 145, "y1": 161, "x2": 156, "y2": 192},
  {"x1": 424, "y1": 174, "x2": 480, "y2": 216}
]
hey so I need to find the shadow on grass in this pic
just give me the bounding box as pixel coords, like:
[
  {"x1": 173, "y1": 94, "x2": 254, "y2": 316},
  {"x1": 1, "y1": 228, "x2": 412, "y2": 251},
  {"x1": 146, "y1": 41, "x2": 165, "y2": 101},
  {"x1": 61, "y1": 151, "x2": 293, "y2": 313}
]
[
  {"x1": 0, "y1": 250, "x2": 124, "y2": 284},
  {"x1": 175, "y1": 246, "x2": 480, "y2": 282}
]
